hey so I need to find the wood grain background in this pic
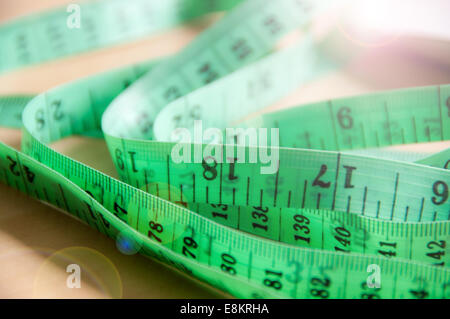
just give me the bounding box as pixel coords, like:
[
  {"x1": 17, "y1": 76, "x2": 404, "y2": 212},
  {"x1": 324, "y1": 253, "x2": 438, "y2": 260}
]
[{"x1": 0, "y1": 0, "x2": 449, "y2": 298}]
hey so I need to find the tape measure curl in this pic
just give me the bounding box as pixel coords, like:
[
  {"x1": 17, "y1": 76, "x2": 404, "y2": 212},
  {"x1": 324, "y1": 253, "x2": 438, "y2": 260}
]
[{"x1": 0, "y1": 0, "x2": 449, "y2": 298}]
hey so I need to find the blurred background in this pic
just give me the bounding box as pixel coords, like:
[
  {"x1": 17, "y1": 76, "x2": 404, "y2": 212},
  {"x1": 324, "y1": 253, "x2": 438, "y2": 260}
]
[{"x1": 0, "y1": 0, "x2": 449, "y2": 298}]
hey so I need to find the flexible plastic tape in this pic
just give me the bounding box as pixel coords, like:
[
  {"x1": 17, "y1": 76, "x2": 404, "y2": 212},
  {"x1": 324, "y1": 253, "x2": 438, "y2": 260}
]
[{"x1": 0, "y1": 0, "x2": 449, "y2": 299}]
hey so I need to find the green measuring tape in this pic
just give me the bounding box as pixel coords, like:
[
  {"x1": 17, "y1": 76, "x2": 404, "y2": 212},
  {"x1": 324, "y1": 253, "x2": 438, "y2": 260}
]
[{"x1": 1, "y1": 0, "x2": 449, "y2": 299}]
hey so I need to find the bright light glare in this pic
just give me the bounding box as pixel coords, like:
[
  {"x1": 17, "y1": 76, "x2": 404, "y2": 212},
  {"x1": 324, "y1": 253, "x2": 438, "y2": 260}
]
[{"x1": 344, "y1": 0, "x2": 450, "y2": 41}]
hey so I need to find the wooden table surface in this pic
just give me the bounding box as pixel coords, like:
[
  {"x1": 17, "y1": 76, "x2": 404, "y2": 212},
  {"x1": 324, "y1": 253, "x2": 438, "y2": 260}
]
[{"x1": 0, "y1": 0, "x2": 449, "y2": 298}]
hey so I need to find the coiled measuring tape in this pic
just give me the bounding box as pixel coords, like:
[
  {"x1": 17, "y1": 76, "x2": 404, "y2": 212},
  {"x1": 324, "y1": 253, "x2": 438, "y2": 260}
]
[{"x1": 0, "y1": 0, "x2": 449, "y2": 299}]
